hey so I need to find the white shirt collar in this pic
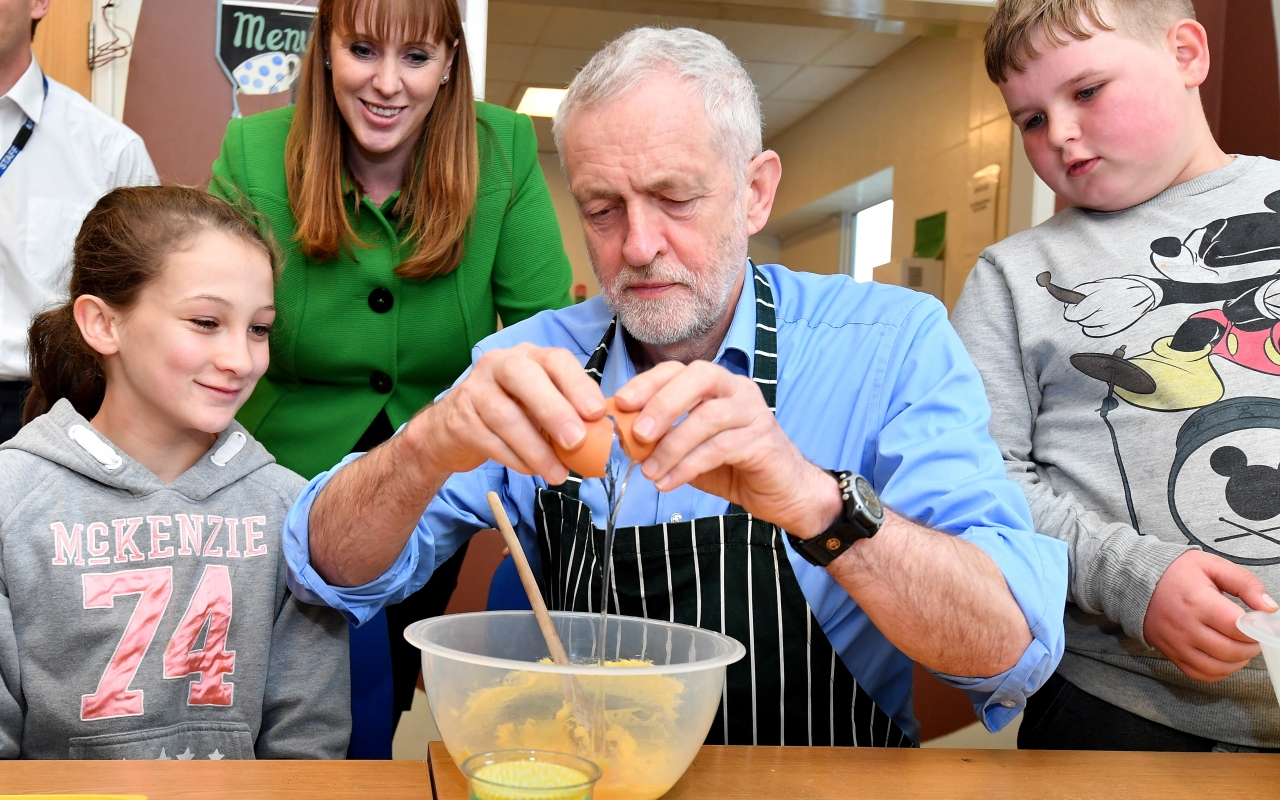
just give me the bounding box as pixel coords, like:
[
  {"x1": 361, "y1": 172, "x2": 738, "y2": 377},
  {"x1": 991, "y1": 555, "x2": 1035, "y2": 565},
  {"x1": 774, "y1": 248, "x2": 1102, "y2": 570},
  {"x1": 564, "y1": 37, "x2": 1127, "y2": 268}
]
[{"x1": 3, "y1": 53, "x2": 46, "y2": 125}]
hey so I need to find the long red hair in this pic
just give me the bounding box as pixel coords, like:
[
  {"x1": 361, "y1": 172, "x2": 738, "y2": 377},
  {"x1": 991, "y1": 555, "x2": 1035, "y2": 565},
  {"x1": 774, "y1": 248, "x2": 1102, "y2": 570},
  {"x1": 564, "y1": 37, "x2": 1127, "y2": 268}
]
[{"x1": 286, "y1": 0, "x2": 477, "y2": 280}]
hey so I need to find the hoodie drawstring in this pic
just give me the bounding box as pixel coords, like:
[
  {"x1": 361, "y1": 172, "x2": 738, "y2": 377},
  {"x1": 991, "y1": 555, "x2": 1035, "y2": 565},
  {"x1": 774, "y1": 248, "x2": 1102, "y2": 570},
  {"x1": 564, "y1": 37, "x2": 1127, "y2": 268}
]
[
  {"x1": 210, "y1": 431, "x2": 247, "y2": 467},
  {"x1": 67, "y1": 425, "x2": 123, "y2": 471}
]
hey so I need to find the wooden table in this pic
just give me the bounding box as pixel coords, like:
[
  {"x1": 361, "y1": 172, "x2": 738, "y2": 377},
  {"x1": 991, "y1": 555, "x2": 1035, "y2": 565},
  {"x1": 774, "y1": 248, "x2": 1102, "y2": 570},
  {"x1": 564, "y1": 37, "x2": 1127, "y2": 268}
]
[
  {"x1": 4, "y1": 745, "x2": 1276, "y2": 799},
  {"x1": 0, "y1": 760, "x2": 432, "y2": 798},
  {"x1": 427, "y1": 739, "x2": 1280, "y2": 800}
]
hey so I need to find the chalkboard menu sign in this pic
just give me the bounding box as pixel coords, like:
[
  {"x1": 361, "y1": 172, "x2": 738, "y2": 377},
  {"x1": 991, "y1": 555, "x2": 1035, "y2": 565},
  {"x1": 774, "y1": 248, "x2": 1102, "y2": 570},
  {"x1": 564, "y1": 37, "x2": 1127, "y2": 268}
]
[{"x1": 216, "y1": 0, "x2": 317, "y2": 117}]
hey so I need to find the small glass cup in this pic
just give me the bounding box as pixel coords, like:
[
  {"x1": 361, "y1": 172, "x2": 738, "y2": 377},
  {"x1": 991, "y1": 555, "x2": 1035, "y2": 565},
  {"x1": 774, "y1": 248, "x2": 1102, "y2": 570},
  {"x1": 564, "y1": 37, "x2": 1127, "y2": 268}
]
[{"x1": 461, "y1": 749, "x2": 602, "y2": 800}]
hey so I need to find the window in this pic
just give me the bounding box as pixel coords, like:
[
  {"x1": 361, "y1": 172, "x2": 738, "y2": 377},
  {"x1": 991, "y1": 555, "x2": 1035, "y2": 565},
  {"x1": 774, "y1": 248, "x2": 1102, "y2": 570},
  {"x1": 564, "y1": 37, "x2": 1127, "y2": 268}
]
[{"x1": 852, "y1": 199, "x2": 893, "y2": 283}]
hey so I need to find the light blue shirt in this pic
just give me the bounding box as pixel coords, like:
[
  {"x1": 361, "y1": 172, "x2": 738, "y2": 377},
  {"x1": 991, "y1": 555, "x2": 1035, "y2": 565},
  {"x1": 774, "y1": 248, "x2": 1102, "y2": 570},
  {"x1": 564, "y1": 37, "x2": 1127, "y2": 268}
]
[{"x1": 282, "y1": 263, "x2": 1067, "y2": 740}]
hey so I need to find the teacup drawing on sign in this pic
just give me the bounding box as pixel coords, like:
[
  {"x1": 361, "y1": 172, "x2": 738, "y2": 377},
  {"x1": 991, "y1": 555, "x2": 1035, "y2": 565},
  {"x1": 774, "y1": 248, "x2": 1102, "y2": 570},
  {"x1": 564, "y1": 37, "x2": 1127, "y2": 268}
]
[{"x1": 232, "y1": 52, "x2": 300, "y2": 94}]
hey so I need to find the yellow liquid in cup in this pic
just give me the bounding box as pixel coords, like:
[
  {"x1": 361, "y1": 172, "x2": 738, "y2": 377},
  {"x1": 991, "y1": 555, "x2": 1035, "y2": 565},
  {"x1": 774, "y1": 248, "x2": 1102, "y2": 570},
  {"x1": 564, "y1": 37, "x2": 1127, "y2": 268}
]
[{"x1": 469, "y1": 760, "x2": 593, "y2": 800}]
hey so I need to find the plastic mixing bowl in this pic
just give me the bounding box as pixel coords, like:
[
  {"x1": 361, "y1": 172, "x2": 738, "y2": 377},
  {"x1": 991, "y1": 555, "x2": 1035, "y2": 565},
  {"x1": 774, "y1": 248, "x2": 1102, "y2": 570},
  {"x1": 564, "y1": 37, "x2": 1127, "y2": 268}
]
[
  {"x1": 406, "y1": 611, "x2": 745, "y2": 800},
  {"x1": 1237, "y1": 611, "x2": 1280, "y2": 702}
]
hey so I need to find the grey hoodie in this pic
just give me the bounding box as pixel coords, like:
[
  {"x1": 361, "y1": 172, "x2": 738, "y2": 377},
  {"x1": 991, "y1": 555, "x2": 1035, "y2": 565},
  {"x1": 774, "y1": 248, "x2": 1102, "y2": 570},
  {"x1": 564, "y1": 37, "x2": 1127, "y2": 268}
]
[
  {"x1": 953, "y1": 156, "x2": 1280, "y2": 746},
  {"x1": 0, "y1": 400, "x2": 349, "y2": 759}
]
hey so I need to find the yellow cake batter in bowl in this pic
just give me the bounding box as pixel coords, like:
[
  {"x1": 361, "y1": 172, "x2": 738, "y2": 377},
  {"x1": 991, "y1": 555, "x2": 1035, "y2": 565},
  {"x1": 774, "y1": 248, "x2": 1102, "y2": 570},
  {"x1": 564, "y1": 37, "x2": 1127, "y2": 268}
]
[{"x1": 406, "y1": 612, "x2": 745, "y2": 800}]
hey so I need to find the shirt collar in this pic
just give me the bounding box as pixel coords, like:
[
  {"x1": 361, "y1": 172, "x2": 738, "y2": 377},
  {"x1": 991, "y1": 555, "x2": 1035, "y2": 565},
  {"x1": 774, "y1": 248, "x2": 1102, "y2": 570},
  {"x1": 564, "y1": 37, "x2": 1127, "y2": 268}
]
[
  {"x1": 4, "y1": 54, "x2": 45, "y2": 124},
  {"x1": 601, "y1": 261, "x2": 758, "y2": 392},
  {"x1": 341, "y1": 172, "x2": 402, "y2": 214}
]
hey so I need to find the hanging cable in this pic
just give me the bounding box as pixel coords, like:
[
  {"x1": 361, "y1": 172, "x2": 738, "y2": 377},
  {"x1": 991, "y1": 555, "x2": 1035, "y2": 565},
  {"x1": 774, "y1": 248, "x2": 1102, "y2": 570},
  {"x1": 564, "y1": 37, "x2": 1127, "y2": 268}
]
[{"x1": 88, "y1": 1, "x2": 133, "y2": 70}]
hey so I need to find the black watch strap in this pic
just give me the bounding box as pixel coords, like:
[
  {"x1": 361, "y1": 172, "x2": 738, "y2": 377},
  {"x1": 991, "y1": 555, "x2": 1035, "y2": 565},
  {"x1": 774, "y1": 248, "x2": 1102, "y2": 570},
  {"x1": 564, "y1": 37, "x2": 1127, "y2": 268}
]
[{"x1": 787, "y1": 471, "x2": 885, "y2": 568}]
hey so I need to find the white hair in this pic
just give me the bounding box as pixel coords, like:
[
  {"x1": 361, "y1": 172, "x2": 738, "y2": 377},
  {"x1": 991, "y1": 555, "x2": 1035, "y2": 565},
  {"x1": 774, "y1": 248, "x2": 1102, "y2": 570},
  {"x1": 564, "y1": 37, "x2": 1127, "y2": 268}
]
[{"x1": 552, "y1": 27, "x2": 763, "y2": 173}]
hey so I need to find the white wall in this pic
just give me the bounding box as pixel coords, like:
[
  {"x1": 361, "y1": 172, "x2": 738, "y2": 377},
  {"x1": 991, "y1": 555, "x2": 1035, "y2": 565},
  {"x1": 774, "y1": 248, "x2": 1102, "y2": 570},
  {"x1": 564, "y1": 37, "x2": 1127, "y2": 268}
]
[{"x1": 768, "y1": 36, "x2": 1014, "y2": 309}]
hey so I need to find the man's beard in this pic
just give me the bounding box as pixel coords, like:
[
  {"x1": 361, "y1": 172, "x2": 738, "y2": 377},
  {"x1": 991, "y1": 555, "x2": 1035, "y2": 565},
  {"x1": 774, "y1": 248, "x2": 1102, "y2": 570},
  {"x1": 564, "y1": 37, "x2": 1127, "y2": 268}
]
[{"x1": 595, "y1": 236, "x2": 746, "y2": 347}]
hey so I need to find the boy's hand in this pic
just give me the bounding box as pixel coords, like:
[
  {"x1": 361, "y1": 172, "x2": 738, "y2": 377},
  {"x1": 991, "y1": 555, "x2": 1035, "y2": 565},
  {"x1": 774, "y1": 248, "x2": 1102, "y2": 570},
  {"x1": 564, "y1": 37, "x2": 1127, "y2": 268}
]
[{"x1": 1144, "y1": 550, "x2": 1277, "y2": 682}]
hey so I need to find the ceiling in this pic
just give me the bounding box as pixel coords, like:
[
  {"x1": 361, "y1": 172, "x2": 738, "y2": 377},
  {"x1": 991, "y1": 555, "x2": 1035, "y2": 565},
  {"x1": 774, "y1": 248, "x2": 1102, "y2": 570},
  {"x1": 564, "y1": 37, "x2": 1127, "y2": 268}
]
[{"x1": 484, "y1": 0, "x2": 986, "y2": 140}]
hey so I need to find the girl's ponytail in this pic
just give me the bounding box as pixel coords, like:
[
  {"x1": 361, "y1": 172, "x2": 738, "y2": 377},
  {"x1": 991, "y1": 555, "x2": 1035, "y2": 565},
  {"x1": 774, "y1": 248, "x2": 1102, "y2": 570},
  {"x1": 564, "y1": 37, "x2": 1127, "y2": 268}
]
[
  {"x1": 24, "y1": 304, "x2": 107, "y2": 423},
  {"x1": 23, "y1": 185, "x2": 278, "y2": 424}
]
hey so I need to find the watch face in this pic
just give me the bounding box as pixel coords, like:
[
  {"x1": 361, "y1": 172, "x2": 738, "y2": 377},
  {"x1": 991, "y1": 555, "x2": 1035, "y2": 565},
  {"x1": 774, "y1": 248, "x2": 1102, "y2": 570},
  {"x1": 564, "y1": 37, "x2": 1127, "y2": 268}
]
[
  {"x1": 853, "y1": 475, "x2": 883, "y2": 520},
  {"x1": 1169, "y1": 397, "x2": 1280, "y2": 566}
]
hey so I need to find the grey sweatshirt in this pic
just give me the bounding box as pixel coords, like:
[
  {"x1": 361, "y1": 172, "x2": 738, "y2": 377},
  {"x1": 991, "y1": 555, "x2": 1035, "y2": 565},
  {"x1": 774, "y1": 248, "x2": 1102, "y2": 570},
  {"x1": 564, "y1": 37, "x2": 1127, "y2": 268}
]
[
  {"x1": 0, "y1": 400, "x2": 350, "y2": 759},
  {"x1": 953, "y1": 155, "x2": 1280, "y2": 747}
]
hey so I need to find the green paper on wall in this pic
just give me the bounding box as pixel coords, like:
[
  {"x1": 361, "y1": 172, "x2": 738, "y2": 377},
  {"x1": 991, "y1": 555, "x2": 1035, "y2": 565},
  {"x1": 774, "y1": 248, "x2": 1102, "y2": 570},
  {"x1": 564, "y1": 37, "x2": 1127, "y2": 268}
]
[{"x1": 913, "y1": 212, "x2": 946, "y2": 259}]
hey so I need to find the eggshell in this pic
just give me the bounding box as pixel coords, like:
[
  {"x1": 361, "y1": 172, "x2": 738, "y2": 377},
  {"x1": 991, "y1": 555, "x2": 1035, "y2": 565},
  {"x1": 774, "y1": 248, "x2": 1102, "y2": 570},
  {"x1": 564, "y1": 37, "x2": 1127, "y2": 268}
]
[
  {"x1": 604, "y1": 397, "x2": 656, "y2": 463},
  {"x1": 551, "y1": 415, "x2": 613, "y2": 478},
  {"x1": 548, "y1": 397, "x2": 658, "y2": 478}
]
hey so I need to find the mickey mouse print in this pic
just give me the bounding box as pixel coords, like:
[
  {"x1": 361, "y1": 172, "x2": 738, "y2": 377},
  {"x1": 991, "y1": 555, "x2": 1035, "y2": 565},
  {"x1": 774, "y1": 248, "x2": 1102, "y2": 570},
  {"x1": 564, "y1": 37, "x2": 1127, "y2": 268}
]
[
  {"x1": 1168, "y1": 398, "x2": 1280, "y2": 566},
  {"x1": 1049, "y1": 188, "x2": 1280, "y2": 411},
  {"x1": 1035, "y1": 182, "x2": 1280, "y2": 566}
]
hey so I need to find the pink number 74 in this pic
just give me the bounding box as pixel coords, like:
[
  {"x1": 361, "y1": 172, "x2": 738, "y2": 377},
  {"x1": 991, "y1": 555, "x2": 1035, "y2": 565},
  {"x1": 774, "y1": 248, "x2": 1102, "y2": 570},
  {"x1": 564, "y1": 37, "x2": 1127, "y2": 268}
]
[{"x1": 81, "y1": 565, "x2": 236, "y2": 721}]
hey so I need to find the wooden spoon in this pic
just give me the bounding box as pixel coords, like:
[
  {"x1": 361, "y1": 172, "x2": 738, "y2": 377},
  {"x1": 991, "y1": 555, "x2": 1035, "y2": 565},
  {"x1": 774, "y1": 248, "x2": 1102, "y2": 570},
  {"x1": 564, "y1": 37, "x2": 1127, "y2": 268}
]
[
  {"x1": 486, "y1": 491, "x2": 572, "y2": 663},
  {"x1": 485, "y1": 491, "x2": 597, "y2": 752}
]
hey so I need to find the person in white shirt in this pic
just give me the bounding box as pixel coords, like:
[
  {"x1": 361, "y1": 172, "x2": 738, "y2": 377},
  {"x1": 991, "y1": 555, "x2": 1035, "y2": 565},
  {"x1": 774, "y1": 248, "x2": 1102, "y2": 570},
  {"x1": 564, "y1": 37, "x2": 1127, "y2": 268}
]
[{"x1": 0, "y1": 0, "x2": 158, "y2": 441}]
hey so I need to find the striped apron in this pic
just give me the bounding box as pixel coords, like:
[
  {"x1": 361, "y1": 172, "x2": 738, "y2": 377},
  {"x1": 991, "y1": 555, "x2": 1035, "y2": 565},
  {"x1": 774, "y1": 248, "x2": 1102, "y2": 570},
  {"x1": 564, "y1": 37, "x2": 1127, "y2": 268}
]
[{"x1": 533, "y1": 265, "x2": 912, "y2": 747}]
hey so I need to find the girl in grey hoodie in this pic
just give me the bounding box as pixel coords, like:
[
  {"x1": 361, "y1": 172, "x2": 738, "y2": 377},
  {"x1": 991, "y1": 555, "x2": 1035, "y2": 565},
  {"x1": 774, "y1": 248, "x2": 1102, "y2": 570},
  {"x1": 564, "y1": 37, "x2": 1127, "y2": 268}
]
[{"x1": 0, "y1": 187, "x2": 350, "y2": 759}]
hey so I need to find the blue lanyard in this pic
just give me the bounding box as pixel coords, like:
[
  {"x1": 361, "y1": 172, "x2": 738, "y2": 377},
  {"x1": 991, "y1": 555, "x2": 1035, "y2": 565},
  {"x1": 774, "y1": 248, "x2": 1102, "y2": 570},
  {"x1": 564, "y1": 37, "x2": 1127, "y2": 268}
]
[{"x1": 0, "y1": 76, "x2": 49, "y2": 180}]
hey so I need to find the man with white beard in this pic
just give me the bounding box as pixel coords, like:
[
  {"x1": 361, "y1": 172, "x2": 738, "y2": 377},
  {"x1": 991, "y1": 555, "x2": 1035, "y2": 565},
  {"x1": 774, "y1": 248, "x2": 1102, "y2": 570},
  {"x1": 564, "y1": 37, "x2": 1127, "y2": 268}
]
[{"x1": 282, "y1": 27, "x2": 1067, "y2": 745}]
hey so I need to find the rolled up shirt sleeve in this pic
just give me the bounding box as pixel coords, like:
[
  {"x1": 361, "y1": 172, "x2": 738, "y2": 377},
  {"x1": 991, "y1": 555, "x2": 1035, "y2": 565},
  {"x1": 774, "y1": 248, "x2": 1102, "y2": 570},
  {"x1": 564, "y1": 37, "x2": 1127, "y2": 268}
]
[
  {"x1": 932, "y1": 524, "x2": 1066, "y2": 731},
  {"x1": 873, "y1": 297, "x2": 1068, "y2": 731},
  {"x1": 283, "y1": 452, "x2": 540, "y2": 627}
]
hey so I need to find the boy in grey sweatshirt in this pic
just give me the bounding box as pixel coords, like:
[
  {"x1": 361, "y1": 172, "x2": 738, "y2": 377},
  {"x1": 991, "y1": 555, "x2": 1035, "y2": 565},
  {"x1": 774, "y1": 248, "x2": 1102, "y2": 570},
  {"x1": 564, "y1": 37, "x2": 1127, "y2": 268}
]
[
  {"x1": 0, "y1": 400, "x2": 350, "y2": 758},
  {"x1": 953, "y1": 0, "x2": 1280, "y2": 749}
]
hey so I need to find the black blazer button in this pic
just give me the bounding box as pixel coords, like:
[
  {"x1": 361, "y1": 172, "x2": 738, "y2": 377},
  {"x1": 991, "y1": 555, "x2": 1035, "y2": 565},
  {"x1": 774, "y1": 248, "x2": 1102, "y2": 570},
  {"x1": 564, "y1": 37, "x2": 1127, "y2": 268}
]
[
  {"x1": 370, "y1": 371, "x2": 393, "y2": 394},
  {"x1": 368, "y1": 287, "x2": 394, "y2": 313}
]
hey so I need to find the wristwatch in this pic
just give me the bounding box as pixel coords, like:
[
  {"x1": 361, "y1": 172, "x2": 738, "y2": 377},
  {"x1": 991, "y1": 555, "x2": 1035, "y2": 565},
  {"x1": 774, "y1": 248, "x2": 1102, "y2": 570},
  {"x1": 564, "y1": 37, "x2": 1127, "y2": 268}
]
[{"x1": 787, "y1": 471, "x2": 885, "y2": 567}]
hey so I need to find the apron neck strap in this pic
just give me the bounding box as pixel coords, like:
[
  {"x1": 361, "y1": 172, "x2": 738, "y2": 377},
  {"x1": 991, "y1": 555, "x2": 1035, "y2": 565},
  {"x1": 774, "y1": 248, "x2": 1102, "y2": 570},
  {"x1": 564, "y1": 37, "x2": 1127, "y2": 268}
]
[
  {"x1": 582, "y1": 318, "x2": 616, "y2": 384},
  {"x1": 749, "y1": 260, "x2": 778, "y2": 412}
]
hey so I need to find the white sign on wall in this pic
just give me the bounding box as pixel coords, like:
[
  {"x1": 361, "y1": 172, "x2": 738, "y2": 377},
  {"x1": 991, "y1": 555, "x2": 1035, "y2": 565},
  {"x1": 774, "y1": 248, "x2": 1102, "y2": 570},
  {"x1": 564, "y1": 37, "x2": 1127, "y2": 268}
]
[{"x1": 216, "y1": 1, "x2": 317, "y2": 118}]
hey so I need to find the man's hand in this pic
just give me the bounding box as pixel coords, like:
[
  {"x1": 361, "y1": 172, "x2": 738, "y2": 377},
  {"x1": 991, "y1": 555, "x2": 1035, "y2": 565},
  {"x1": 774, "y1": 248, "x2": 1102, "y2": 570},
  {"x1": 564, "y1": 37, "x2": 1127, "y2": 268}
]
[
  {"x1": 614, "y1": 360, "x2": 842, "y2": 537},
  {"x1": 613, "y1": 359, "x2": 1031, "y2": 677},
  {"x1": 1144, "y1": 550, "x2": 1277, "y2": 682},
  {"x1": 415, "y1": 344, "x2": 608, "y2": 484},
  {"x1": 1063, "y1": 275, "x2": 1162, "y2": 338},
  {"x1": 308, "y1": 344, "x2": 605, "y2": 587}
]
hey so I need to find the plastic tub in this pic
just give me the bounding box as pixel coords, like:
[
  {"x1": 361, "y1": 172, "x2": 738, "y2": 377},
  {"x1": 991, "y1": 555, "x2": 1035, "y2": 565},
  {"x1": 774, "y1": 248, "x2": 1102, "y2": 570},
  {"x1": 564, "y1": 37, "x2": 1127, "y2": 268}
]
[
  {"x1": 406, "y1": 611, "x2": 745, "y2": 800},
  {"x1": 1237, "y1": 611, "x2": 1280, "y2": 702}
]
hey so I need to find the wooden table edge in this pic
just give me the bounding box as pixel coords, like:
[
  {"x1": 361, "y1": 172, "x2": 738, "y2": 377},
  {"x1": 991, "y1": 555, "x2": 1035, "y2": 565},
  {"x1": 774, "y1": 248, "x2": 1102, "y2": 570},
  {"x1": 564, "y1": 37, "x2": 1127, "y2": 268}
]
[
  {"x1": 0, "y1": 759, "x2": 434, "y2": 799},
  {"x1": 427, "y1": 740, "x2": 1280, "y2": 800}
]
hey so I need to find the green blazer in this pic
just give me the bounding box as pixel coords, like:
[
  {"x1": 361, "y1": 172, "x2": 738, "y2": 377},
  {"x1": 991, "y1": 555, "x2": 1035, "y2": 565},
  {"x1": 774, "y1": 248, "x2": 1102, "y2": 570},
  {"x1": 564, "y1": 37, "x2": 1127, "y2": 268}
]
[{"x1": 211, "y1": 103, "x2": 572, "y2": 479}]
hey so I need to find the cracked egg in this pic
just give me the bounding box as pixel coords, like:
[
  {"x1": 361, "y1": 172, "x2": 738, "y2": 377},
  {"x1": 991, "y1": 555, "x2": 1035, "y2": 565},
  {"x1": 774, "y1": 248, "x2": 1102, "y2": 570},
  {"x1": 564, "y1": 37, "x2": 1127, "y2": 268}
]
[{"x1": 551, "y1": 398, "x2": 656, "y2": 478}]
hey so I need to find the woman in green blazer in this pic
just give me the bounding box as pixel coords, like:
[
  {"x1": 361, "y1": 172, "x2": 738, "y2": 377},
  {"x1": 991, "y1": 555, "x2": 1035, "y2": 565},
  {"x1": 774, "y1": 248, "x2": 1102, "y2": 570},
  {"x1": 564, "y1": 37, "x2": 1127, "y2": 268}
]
[{"x1": 210, "y1": 0, "x2": 571, "y2": 757}]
